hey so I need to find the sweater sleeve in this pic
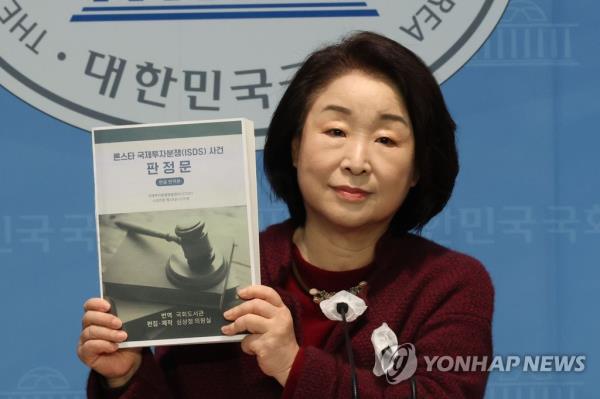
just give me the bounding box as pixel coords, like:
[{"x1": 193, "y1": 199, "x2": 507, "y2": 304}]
[
  {"x1": 87, "y1": 348, "x2": 174, "y2": 399},
  {"x1": 286, "y1": 257, "x2": 494, "y2": 399}
]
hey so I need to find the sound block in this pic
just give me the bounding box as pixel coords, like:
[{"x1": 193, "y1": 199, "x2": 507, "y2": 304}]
[{"x1": 166, "y1": 252, "x2": 228, "y2": 290}]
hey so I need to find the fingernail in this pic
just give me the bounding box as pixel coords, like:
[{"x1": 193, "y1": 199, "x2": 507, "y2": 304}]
[
  {"x1": 223, "y1": 310, "x2": 232, "y2": 319},
  {"x1": 112, "y1": 318, "x2": 122, "y2": 329},
  {"x1": 221, "y1": 325, "x2": 229, "y2": 334},
  {"x1": 117, "y1": 331, "x2": 127, "y2": 341}
]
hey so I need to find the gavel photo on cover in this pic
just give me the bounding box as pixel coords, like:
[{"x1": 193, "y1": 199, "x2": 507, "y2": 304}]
[{"x1": 114, "y1": 219, "x2": 233, "y2": 291}]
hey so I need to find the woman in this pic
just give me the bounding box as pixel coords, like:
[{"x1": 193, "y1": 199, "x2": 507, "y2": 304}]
[{"x1": 78, "y1": 31, "x2": 494, "y2": 398}]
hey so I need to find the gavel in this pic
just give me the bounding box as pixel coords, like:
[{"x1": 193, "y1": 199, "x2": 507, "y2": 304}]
[{"x1": 115, "y1": 220, "x2": 216, "y2": 273}]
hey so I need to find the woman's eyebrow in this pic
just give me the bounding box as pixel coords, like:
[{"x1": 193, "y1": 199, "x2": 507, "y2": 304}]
[
  {"x1": 321, "y1": 104, "x2": 352, "y2": 115},
  {"x1": 380, "y1": 113, "x2": 409, "y2": 126},
  {"x1": 321, "y1": 104, "x2": 408, "y2": 126}
]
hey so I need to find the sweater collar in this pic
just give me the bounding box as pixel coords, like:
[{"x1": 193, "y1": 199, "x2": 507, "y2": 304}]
[
  {"x1": 291, "y1": 243, "x2": 376, "y2": 293},
  {"x1": 261, "y1": 219, "x2": 408, "y2": 293}
]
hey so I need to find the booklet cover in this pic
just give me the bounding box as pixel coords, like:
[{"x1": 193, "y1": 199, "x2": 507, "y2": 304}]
[{"x1": 92, "y1": 119, "x2": 260, "y2": 348}]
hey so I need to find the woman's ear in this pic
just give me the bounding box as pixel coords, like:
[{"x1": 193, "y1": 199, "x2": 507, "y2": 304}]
[
  {"x1": 410, "y1": 169, "x2": 419, "y2": 188},
  {"x1": 291, "y1": 136, "x2": 300, "y2": 168}
]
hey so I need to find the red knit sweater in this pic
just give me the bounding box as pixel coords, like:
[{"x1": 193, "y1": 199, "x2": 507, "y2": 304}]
[
  {"x1": 281, "y1": 244, "x2": 377, "y2": 397},
  {"x1": 88, "y1": 220, "x2": 494, "y2": 398}
]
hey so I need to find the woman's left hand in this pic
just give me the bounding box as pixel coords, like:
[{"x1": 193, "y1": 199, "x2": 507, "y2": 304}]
[{"x1": 222, "y1": 285, "x2": 299, "y2": 386}]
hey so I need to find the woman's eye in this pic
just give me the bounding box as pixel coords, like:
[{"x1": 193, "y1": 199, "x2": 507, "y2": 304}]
[
  {"x1": 326, "y1": 128, "x2": 346, "y2": 137},
  {"x1": 376, "y1": 136, "x2": 396, "y2": 146}
]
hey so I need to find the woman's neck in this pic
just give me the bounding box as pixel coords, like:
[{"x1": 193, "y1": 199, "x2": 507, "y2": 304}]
[{"x1": 292, "y1": 219, "x2": 388, "y2": 272}]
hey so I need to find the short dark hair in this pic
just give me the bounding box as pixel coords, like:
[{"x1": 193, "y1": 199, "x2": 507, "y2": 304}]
[{"x1": 264, "y1": 31, "x2": 458, "y2": 234}]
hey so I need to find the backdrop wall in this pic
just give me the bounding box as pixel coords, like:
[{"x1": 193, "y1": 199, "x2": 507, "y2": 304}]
[{"x1": 0, "y1": 1, "x2": 598, "y2": 397}]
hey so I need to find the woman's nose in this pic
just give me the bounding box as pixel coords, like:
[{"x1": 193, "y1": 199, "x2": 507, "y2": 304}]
[{"x1": 340, "y1": 139, "x2": 371, "y2": 175}]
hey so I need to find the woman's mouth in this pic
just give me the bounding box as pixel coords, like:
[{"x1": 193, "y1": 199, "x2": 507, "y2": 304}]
[{"x1": 332, "y1": 185, "x2": 370, "y2": 202}]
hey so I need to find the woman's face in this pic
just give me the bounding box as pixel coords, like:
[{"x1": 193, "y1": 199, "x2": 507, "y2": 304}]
[{"x1": 292, "y1": 70, "x2": 418, "y2": 232}]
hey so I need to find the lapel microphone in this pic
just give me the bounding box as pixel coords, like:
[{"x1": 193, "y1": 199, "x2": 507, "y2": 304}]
[
  {"x1": 337, "y1": 302, "x2": 359, "y2": 399},
  {"x1": 337, "y1": 302, "x2": 418, "y2": 399}
]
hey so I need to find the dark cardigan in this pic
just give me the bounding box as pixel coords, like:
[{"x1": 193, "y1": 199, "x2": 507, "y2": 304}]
[{"x1": 88, "y1": 220, "x2": 494, "y2": 398}]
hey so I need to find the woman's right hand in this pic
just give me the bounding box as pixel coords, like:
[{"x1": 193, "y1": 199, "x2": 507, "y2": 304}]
[{"x1": 77, "y1": 298, "x2": 143, "y2": 388}]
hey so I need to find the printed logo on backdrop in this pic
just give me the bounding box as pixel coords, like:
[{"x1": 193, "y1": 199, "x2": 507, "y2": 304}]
[
  {"x1": 469, "y1": 0, "x2": 578, "y2": 67},
  {"x1": 0, "y1": 367, "x2": 83, "y2": 398},
  {"x1": 0, "y1": 0, "x2": 508, "y2": 146}
]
